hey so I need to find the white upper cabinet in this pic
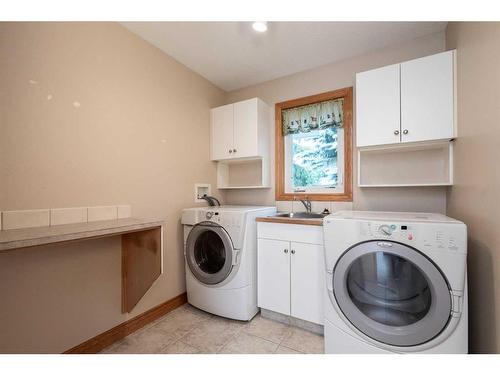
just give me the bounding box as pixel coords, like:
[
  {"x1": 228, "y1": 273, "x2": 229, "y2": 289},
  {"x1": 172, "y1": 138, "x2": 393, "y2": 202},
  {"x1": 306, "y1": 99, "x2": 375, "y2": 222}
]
[
  {"x1": 400, "y1": 50, "x2": 455, "y2": 143},
  {"x1": 356, "y1": 64, "x2": 401, "y2": 147},
  {"x1": 210, "y1": 98, "x2": 270, "y2": 161},
  {"x1": 356, "y1": 50, "x2": 456, "y2": 147},
  {"x1": 233, "y1": 99, "x2": 259, "y2": 158},
  {"x1": 211, "y1": 104, "x2": 234, "y2": 161}
]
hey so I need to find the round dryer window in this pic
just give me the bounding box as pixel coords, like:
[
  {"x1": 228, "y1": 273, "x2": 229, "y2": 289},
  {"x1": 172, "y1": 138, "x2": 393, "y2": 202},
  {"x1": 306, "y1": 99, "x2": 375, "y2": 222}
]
[
  {"x1": 186, "y1": 222, "x2": 234, "y2": 285},
  {"x1": 333, "y1": 240, "x2": 452, "y2": 347}
]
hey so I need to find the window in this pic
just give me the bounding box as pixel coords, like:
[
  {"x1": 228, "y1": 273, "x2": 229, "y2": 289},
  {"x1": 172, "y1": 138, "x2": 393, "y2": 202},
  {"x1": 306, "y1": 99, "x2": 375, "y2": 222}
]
[
  {"x1": 285, "y1": 127, "x2": 344, "y2": 193},
  {"x1": 275, "y1": 88, "x2": 352, "y2": 201}
]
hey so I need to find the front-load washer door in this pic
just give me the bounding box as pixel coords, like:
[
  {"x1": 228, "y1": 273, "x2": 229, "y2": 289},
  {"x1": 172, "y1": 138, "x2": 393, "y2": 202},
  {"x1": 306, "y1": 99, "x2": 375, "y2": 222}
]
[
  {"x1": 332, "y1": 240, "x2": 451, "y2": 347},
  {"x1": 186, "y1": 221, "x2": 234, "y2": 285}
]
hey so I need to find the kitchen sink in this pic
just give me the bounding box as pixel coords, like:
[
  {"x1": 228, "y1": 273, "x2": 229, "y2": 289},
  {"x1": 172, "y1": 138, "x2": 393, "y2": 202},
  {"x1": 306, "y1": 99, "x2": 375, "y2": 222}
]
[{"x1": 274, "y1": 212, "x2": 328, "y2": 219}]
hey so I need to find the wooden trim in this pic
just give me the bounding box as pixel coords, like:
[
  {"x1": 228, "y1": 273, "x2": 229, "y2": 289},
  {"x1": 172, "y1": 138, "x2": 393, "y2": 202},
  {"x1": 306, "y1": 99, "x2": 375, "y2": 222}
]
[
  {"x1": 64, "y1": 292, "x2": 187, "y2": 354},
  {"x1": 122, "y1": 227, "x2": 162, "y2": 313},
  {"x1": 275, "y1": 87, "x2": 353, "y2": 202}
]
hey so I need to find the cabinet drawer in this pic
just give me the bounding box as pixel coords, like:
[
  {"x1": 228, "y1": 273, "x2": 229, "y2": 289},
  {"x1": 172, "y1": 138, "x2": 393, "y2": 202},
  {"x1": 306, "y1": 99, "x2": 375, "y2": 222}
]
[{"x1": 257, "y1": 222, "x2": 323, "y2": 245}]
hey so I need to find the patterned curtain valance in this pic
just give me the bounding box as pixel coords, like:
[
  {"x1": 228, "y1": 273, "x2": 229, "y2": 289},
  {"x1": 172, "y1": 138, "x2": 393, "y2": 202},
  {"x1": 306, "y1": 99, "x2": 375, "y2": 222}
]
[{"x1": 282, "y1": 98, "x2": 344, "y2": 135}]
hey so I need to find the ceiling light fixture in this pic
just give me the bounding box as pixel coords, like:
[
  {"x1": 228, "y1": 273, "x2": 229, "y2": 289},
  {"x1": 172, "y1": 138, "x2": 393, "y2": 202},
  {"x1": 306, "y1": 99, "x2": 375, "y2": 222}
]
[{"x1": 252, "y1": 21, "x2": 268, "y2": 33}]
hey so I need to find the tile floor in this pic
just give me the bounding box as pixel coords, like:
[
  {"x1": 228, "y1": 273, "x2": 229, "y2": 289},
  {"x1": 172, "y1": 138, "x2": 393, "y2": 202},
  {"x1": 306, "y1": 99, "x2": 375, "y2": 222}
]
[{"x1": 101, "y1": 303, "x2": 324, "y2": 354}]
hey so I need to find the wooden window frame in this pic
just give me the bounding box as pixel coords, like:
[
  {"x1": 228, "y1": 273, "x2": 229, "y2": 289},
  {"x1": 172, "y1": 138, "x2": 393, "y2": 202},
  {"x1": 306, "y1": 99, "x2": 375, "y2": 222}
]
[{"x1": 275, "y1": 87, "x2": 353, "y2": 202}]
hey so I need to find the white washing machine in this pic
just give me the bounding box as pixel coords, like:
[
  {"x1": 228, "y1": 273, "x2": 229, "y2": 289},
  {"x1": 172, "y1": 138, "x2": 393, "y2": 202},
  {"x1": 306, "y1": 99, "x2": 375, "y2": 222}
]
[
  {"x1": 323, "y1": 211, "x2": 468, "y2": 353},
  {"x1": 181, "y1": 205, "x2": 276, "y2": 321}
]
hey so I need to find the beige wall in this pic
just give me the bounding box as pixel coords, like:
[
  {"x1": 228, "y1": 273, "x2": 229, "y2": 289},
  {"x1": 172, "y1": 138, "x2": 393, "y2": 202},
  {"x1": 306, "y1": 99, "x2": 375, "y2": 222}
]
[
  {"x1": 0, "y1": 22, "x2": 225, "y2": 353},
  {"x1": 224, "y1": 32, "x2": 448, "y2": 214},
  {"x1": 3, "y1": 22, "x2": 488, "y2": 354},
  {"x1": 446, "y1": 22, "x2": 500, "y2": 353}
]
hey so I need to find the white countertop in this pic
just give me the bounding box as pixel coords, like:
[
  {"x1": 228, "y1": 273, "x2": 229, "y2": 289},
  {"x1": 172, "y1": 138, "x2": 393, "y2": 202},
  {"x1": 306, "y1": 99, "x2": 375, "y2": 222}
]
[{"x1": 0, "y1": 218, "x2": 164, "y2": 252}]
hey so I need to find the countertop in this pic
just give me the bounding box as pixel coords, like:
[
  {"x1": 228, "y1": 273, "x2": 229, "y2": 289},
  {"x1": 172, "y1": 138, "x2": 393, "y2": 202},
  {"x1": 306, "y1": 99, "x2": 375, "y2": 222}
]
[
  {"x1": 0, "y1": 218, "x2": 164, "y2": 252},
  {"x1": 256, "y1": 215, "x2": 323, "y2": 226}
]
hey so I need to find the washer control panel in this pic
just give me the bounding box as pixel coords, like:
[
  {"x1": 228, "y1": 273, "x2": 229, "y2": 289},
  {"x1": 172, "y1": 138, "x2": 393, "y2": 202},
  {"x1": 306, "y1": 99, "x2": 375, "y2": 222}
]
[
  {"x1": 205, "y1": 210, "x2": 220, "y2": 222},
  {"x1": 202, "y1": 210, "x2": 244, "y2": 228}
]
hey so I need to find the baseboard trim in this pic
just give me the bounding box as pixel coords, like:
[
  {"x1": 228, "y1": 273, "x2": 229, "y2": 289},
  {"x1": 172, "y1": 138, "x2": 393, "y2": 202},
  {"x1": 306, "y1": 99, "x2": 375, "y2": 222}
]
[
  {"x1": 261, "y1": 308, "x2": 324, "y2": 336},
  {"x1": 64, "y1": 292, "x2": 188, "y2": 354}
]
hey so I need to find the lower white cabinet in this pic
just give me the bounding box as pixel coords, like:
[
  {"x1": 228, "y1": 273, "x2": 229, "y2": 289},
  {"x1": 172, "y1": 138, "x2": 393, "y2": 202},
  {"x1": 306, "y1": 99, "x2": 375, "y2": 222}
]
[
  {"x1": 290, "y1": 242, "x2": 324, "y2": 324},
  {"x1": 257, "y1": 238, "x2": 291, "y2": 316},
  {"x1": 257, "y1": 223, "x2": 325, "y2": 325}
]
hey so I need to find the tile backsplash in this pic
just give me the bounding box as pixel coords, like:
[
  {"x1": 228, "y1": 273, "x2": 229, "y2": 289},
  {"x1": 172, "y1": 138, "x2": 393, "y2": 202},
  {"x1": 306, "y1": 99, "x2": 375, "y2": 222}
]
[
  {"x1": 50, "y1": 207, "x2": 88, "y2": 226},
  {"x1": 0, "y1": 204, "x2": 131, "y2": 230},
  {"x1": 2, "y1": 209, "x2": 51, "y2": 230},
  {"x1": 117, "y1": 205, "x2": 132, "y2": 219},
  {"x1": 87, "y1": 206, "x2": 118, "y2": 222}
]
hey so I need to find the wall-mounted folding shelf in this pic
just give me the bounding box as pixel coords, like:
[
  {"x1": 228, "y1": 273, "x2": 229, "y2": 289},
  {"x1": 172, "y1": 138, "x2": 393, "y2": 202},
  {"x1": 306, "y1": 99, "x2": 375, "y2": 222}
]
[{"x1": 0, "y1": 218, "x2": 164, "y2": 313}]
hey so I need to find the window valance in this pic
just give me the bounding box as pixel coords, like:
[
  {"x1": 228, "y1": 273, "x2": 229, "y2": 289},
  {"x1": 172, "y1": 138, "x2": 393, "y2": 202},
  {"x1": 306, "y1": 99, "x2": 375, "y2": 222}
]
[{"x1": 282, "y1": 98, "x2": 344, "y2": 135}]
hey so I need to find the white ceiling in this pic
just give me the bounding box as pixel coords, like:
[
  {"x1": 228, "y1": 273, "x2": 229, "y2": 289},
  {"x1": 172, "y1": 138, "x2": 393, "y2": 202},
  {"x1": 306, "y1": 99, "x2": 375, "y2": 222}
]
[{"x1": 121, "y1": 22, "x2": 447, "y2": 92}]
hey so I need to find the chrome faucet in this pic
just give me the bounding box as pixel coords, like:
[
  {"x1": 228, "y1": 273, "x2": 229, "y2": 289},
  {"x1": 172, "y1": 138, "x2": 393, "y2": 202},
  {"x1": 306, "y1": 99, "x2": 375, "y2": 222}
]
[{"x1": 300, "y1": 199, "x2": 312, "y2": 213}]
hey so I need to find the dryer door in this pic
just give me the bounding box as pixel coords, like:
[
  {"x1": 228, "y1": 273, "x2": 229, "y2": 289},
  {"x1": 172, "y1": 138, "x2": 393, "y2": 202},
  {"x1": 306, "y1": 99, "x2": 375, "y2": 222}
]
[
  {"x1": 186, "y1": 221, "x2": 234, "y2": 285},
  {"x1": 333, "y1": 240, "x2": 451, "y2": 347}
]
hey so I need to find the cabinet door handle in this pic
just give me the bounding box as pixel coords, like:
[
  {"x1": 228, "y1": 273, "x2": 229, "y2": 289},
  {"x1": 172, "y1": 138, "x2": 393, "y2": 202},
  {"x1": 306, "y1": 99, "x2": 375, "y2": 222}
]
[
  {"x1": 403, "y1": 129, "x2": 409, "y2": 135},
  {"x1": 233, "y1": 148, "x2": 237, "y2": 153},
  {"x1": 229, "y1": 149, "x2": 233, "y2": 153},
  {"x1": 284, "y1": 249, "x2": 288, "y2": 254},
  {"x1": 291, "y1": 249, "x2": 295, "y2": 254},
  {"x1": 394, "y1": 130, "x2": 400, "y2": 135}
]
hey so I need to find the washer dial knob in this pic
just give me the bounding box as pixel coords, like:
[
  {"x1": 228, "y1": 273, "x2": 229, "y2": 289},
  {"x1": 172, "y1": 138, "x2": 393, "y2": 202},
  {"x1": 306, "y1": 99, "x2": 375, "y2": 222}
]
[
  {"x1": 378, "y1": 224, "x2": 393, "y2": 236},
  {"x1": 205, "y1": 212, "x2": 214, "y2": 220}
]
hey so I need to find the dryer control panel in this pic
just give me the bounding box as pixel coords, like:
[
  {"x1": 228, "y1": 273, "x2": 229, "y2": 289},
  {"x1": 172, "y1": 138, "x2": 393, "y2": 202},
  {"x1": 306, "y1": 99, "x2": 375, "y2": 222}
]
[
  {"x1": 357, "y1": 220, "x2": 465, "y2": 254},
  {"x1": 359, "y1": 221, "x2": 415, "y2": 242}
]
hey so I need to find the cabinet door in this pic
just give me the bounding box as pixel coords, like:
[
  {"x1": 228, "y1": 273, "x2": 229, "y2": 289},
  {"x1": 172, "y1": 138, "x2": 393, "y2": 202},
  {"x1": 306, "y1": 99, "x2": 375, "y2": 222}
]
[
  {"x1": 210, "y1": 104, "x2": 234, "y2": 161},
  {"x1": 257, "y1": 238, "x2": 290, "y2": 316},
  {"x1": 401, "y1": 50, "x2": 455, "y2": 143},
  {"x1": 290, "y1": 242, "x2": 324, "y2": 325},
  {"x1": 356, "y1": 64, "x2": 401, "y2": 147},
  {"x1": 233, "y1": 98, "x2": 259, "y2": 158}
]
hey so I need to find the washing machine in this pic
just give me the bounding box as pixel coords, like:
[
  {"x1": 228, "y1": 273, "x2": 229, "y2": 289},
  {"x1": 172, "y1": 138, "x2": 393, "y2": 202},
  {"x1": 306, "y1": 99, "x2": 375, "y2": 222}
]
[
  {"x1": 323, "y1": 211, "x2": 468, "y2": 353},
  {"x1": 181, "y1": 205, "x2": 276, "y2": 320}
]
